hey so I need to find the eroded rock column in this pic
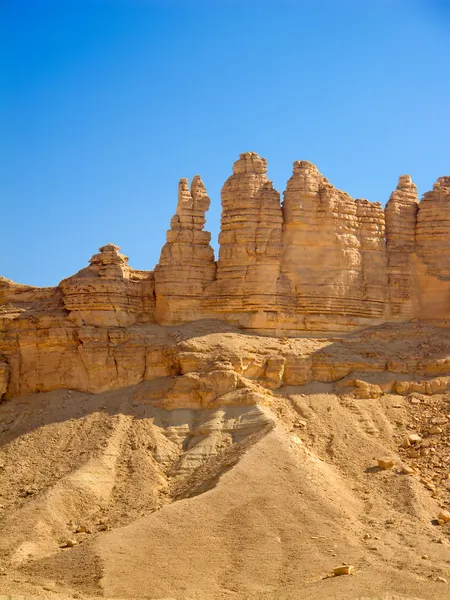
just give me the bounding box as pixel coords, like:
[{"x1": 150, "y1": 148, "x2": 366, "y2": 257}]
[
  {"x1": 155, "y1": 176, "x2": 216, "y2": 323},
  {"x1": 385, "y1": 175, "x2": 419, "y2": 318},
  {"x1": 203, "y1": 152, "x2": 283, "y2": 324},
  {"x1": 356, "y1": 198, "x2": 388, "y2": 315}
]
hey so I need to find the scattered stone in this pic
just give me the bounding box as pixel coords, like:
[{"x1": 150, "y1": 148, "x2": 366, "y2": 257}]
[
  {"x1": 59, "y1": 539, "x2": 77, "y2": 548},
  {"x1": 408, "y1": 433, "x2": 422, "y2": 444},
  {"x1": 333, "y1": 565, "x2": 355, "y2": 576},
  {"x1": 429, "y1": 425, "x2": 443, "y2": 435},
  {"x1": 377, "y1": 457, "x2": 395, "y2": 470},
  {"x1": 400, "y1": 464, "x2": 415, "y2": 475},
  {"x1": 437, "y1": 576, "x2": 448, "y2": 584},
  {"x1": 75, "y1": 525, "x2": 91, "y2": 534},
  {"x1": 438, "y1": 509, "x2": 450, "y2": 523}
]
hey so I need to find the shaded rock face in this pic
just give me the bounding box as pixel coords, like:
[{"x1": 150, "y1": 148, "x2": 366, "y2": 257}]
[{"x1": 1, "y1": 151, "x2": 450, "y2": 363}]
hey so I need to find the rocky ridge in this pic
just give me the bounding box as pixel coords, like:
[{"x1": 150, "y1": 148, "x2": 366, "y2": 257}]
[{"x1": 2, "y1": 154, "x2": 450, "y2": 598}]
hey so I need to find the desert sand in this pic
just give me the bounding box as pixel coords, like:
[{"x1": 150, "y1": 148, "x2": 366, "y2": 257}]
[{"x1": 1, "y1": 321, "x2": 450, "y2": 600}]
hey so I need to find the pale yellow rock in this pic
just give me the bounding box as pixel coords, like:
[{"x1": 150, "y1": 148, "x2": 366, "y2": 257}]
[
  {"x1": 59, "y1": 244, "x2": 155, "y2": 327},
  {"x1": 438, "y1": 509, "x2": 450, "y2": 523},
  {"x1": 155, "y1": 176, "x2": 216, "y2": 324},
  {"x1": 377, "y1": 457, "x2": 396, "y2": 470},
  {"x1": 280, "y1": 161, "x2": 388, "y2": 332},
  {"x1": 353, "y1": 380, "x2": 383, "y2": 399},
  {"x1": 203, "y1": 151, "x2": 283, "y2": 324},
  {"x1": 416, "y1": 176, "x2": 450, "y2": 322},
  {"x1": 333, "y1": 564, "x2": 355, "y2": 576}
]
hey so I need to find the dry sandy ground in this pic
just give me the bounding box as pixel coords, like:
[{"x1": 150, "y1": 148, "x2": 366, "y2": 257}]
[{"x1": 1, "y1": 327, "x2": 450, "y2": 599}]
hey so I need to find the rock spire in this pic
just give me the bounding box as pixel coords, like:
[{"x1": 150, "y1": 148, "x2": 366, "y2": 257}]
[
  {"x1": 385, "y1": 175, "x2": 419, "y2": 318},
  {"x1": 154, "y1": 175, "x2": 216, "y2": 323}
]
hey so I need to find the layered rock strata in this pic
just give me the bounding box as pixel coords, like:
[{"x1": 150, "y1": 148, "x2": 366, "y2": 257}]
[
  {"x1": 279, "y1": 161, "x2": 388, "y2": 330},
  {"x1": 415, "y1": 176, "x2": 450, "y2": 321},
  {"x1": 60, "y1": 243, "x2": 155, "y2": 327},
  {"x1": 385, "y1": 175, "x2": 419, "y2": 318},
  {"x1": 154, "y1": 176, "x2": 216, "y2": 323},
  {"x1": 1, "y1": 152, "x2": 450, "y2": 359},
  {"x1": 202, "y1": 152, "x2": 284, "y2": 323}
]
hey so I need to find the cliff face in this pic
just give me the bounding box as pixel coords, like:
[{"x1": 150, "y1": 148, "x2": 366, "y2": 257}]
[
  {"x1": 279, "y1": 161, "x2": 388, "y2": 331},
  {"x1": 154, "y1": 176, "x2": 216, "y2": 323},
  {"x1": 385, "y1": 175, "x2": 419, "y2": 318},
  {"x1": 1, "y1": 151, "x2": 450, "y2": 400},
  {"x1": 203, "y1": 152, "x2": 283, "y2": 322}
]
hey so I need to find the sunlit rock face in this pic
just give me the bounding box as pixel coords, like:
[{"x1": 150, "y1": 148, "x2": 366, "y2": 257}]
[
  {"x1": 385, "y1": 175, "x2": 419, "y2": 319},
  {"x1": 154, "y1": 175, "x2": 216, "y2": 324},
  {"x1": 279, "y1": 160, "x2": 388, "y2": 331},
  {"x1": 1, "y1": 151, "x2": 450, "y2": 400},
  {"x1": 201, "y1": 152, "x2": 284, "y2": 325},
  {"x1": 60, "y1": 243, "x2": 155, "y2": 327},
  {"x1": 415, "y1": 176, "x2": 450, "y2": 322}
]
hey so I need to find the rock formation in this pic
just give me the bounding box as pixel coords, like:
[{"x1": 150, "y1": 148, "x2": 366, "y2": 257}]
[
  {"x1": 1, "y1": 151, "x2": 450, "y2": 401},
  {"x1": 385, "y1": 175, "x2": 419, "y2": 318},
  {"x1": 202, "y1": 152, "x2": 283, "y2": 325},
  {"x1": 415, "y1": 176, "x2": 450, "y2": 321},
  {"x1": 60, "y1": 243, "x2": 155, "y2": 327},
  {"x1": 154, "y1": 176, "x2": 215, "y2": 323},
  {"x1": 279, "y1": 161, "x2": 388, "y2": 331}
]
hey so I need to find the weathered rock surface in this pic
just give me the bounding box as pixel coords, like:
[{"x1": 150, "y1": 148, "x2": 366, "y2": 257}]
[
  {"x1": 1, "y1": 152, "x2": 450, "y2": 402},
  {"x1": 202, "y1": 152, "x2": 283, "y2": 324},
  {"x1": 60, "y1": 243, "x2": 155, "y2": 327},
  {"x1": 415, "y1": 176, "x2": 450, "y2": 321},
  {"x1": 280, "y1": 161, "x2": 388, "y2": 331},
  {"x1": 385, "y1": 175, "x2": 419, "y2": 318},
  {"x1": 154, "y1": 176, "x2": 216, "y2": 323}
]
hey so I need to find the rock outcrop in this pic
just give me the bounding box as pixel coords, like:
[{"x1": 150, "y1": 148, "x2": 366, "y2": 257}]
[
  {"x1": 1, "y1": 151, "x2": 450, "y2": 402},
  {"x1": 154, "y1": 176, "x2": 215, "y2": 323},
  {"x1": 385, "y1": 175, "x2": 419, "y2": 318},
  {"x1": 202, "y1": 152, "x2": 283, "y2": 325},
  {"x1": 415, "y1": 176, "x2": 450, "y2": 321},
  {"x1": 60, "y1": 243, "x2": 155, "y2": 327},
  {"x1": 279, "y1": 161, "x2": 388, "y2": 331}
]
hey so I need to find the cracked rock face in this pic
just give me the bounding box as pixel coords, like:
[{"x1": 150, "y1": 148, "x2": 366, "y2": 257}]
[
  {"x1": 415, "y1": 177, "x2": 450, "y2": 321},
  {"x1": 280, "y1": 161, "x2": 388, "y2": 330}
]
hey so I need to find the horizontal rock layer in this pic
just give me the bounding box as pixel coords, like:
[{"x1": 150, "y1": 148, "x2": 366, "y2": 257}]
[{"x1": 1, "y1": 152, "x2": 450, "y2": 400}]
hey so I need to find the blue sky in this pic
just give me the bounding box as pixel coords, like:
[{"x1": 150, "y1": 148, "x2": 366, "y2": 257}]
[{"x1": 1, "y1": 0, "x2": 449, "y2": 286}]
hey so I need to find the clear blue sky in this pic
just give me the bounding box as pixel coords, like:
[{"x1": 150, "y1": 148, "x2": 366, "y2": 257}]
[{"x1": 1, "y1": 0, "x2": 449, "y2": 287}]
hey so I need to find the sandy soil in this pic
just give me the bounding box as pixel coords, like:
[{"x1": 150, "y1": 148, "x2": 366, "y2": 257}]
[{"x1": 1, "y1": 326, "x2": 450, "y2": 599}]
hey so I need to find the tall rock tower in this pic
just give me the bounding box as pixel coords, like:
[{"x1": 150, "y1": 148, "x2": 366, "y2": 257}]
[
  {"x1": 204, "y1": 152, "x2": 283, "y2": 325},
  {"x1": 155, "y1": 176, "x2": 216, "y2": 323},
  {"x1": 385, "y1": 175, "x2": 419, "y2": 318}
]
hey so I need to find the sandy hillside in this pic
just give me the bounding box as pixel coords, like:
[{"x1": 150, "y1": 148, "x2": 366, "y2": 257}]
[{"x1": 1, "y1": 324, "x2": 450, "y2": 599}]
